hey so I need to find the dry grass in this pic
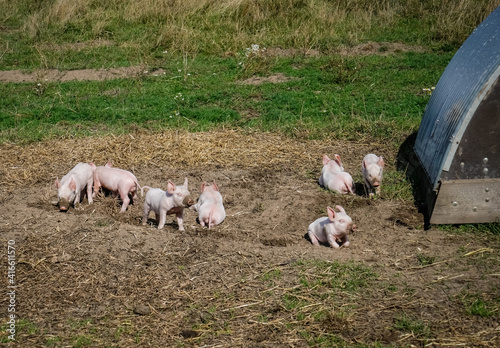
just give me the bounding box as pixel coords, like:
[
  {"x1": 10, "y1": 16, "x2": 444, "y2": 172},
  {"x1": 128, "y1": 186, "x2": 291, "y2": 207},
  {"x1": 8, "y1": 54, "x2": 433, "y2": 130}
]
[
  {"x1": 6, "y1": 0, "x2": 498, "y2": 54},
  {"x1": 0, "y1": 129, "x2": 382, "y2": 189}
]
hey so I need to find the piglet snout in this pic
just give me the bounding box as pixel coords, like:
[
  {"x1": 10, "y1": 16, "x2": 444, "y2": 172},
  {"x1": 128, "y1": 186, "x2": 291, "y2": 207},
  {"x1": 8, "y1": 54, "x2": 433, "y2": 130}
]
[
  {"x1": 58, "y1": 199, "x2": 70, "y2": 212},
  {"x1": 183, "y1": 196, "x2": 195, "y2": 207}
]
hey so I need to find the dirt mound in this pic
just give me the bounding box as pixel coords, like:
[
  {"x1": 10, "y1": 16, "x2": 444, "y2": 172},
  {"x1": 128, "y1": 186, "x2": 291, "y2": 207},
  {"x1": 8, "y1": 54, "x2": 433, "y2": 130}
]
[
  {"x1": 338, "y1": 41, "x2": 427, "y2": 56},
  {"x1": 0, "y1": 66, "x2": 158, "y2": 83},
  {"x1": 237, "y1": 72, "x2": 298, "y2": 85}
]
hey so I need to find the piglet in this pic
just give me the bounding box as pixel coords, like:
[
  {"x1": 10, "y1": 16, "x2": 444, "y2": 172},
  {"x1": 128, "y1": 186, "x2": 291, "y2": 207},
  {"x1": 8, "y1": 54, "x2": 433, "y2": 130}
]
[
  {"x1": 93, "y1": 161, "x2": 141, "y2": 212},
  {"x1": 308, "y1": 205, "x2": 353, "y2": 249},
  {"x1": 318, "y1": 154, "x2": 354, "y2": 195},
  {"x1": 54, "y1": 162, "x2": 95, "y2": 211},
  {"x1": 362, "y1": 154, "x2": 384, "y2": 197},
  {"x1": 142, "y1": 178, "x2": 193, "y2": 230},
  {"x1": 190, "y1": 180, "x2": 226, "y2": 229}
]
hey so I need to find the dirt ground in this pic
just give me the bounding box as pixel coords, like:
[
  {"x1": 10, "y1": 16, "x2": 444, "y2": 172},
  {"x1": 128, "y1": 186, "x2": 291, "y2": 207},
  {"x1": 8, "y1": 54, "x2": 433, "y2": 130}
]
[{"x1": 0, "y1": 130, "x2": 499, "y2": 347}]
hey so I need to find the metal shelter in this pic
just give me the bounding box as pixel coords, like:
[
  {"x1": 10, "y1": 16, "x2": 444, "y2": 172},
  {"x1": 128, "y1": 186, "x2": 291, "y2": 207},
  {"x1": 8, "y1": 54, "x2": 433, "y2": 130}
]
[{"x1": 414, "y1": 6, "x2": 500, "y2": 224}]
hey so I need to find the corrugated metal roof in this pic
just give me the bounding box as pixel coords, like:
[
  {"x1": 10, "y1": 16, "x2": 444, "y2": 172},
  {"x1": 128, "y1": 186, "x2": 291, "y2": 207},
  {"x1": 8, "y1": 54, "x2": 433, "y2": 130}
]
[{"x1": 414, "y1": 6, "x2": 500, "y2": 190}]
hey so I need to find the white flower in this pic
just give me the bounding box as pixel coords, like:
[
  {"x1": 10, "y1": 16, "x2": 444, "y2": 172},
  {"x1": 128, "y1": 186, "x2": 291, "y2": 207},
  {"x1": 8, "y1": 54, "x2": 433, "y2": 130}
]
[
  {"x1": 244, "y1": 44, "x2": 267, "y2": 57},
  {"x1": 422, "y1": 87, "x2": 436, "y2": 95}
]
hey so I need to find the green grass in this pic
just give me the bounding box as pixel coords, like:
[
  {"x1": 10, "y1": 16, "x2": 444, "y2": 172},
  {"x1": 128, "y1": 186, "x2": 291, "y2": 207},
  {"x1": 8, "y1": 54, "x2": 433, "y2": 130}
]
[
  {"x1": 438, "y1": 223, "x2": 500, "y2": 235},
  {"x1": 295, "y1": 259, "x2": 378, "y2": 296},
  {"x1": 1, "y1": 0, "x2": 497, "y2": 147},
  {"x1": 462, "y1": 293, "x2": 499, "y2": 317},
  {"x1": 0, "y1": 319, "x2": 38, "y2": 343},
  {"x1": 0, "y1": 52, "x2": 447, "y2": 146},
  {"x1": 393, "y1": 313, "x2": 432, "y2": 339},
  {"x1": 417, "y1": 254, "x2": 436, "y2": 266}
]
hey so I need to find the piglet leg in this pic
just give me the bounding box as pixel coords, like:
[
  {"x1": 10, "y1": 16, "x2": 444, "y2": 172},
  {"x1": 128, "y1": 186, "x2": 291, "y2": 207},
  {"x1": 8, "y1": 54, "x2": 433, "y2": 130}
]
[{"x1": 176, "y1": 211, "x2": 185, "y2": 231}]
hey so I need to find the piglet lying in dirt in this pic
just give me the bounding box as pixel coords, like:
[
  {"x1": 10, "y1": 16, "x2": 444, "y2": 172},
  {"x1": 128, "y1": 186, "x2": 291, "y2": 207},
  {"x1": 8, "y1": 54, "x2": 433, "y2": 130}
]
[
  {"x1": 362, "y1": 154, "x2": 384, "y2": 197},
  {"x1": 92, "y1": 161, "x2": 142, "y2": 212},
  {"x1": 142, "y1": 178, "x2": 194, "y2": 230},
  {"x1": 190, "y1": 180, "x2": 226, "y2": 229},
  {"x1": 54, "y1": 162, "x2": 95, "y2": 211},
  {"x1": 308, "y1": 205, "x2": 353, "y2": 249},
  {"x1": 318, "y1": 154, "x2": 355, "y2": 195}
]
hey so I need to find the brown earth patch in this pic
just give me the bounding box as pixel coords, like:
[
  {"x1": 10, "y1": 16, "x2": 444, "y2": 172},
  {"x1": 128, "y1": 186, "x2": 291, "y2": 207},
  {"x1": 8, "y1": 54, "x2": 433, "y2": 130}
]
[
  {"x1": 0, "y1": 129, "x2": 498, "y2": 347},
  {"x1": 237, "y1": 72, "x2": 298, "y2": 85},
  {"x1": 0, "y1": 42, "x2": 427, "y2": 83},
  {"x1": 0, "y1": 66, "x2": 163, "y2": 83},
  {"x1": 338, "y1": 41, "x2": 428, "y2": 56}
]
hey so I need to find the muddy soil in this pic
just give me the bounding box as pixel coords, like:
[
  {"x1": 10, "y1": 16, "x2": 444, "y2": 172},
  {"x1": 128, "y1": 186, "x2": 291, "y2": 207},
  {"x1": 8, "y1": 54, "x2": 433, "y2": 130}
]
[{"x1": 0, "y1": 132, "x2": 498, "y2": 347}]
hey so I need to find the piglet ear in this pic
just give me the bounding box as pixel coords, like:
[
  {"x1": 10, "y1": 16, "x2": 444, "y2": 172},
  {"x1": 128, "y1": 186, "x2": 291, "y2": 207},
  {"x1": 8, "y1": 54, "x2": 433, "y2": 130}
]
[
  {"x1": 334, "y1": 154, "x2": 342, "y2": 167},
  {"x1": 167, "y1": 181, "x2": 176, "y2": 194},
  {"x1": 335, "y1": 205, "x2": 345, "y2": 213},
  {"x1": 89, "y1": 162, "x2": 96, "y2": 171},
  {"x1": 183, "y1": 177, "x2": 188, "y2": 188},
  {"x1": 105, "y1": 160, "x2": 113, "y2": 168},
  {"x1": 200, "y1": 182, "x2": 206, "y2": 193},
  {"x1": 69, "y1": 178, "x2": 77, "y2": 191},
  {"x1": 212, "y1": 180, "x2": 219, "y2": 191},
  {"x1": 327, "y1": 206, "x2": 336, "y2": 221},
  {"x1": 54, "y1": 178, "x2": 60, "y2": 189},
  {"x1": 322, "y1": 154, "x2": 330, "y2": 166},
  {"x1": 378, "y1": 156, "x2": 385, "y2": 167}
]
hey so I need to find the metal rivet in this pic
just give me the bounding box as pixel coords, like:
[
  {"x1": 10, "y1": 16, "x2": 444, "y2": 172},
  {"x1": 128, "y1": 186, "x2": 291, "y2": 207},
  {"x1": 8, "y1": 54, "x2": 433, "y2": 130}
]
[
  {"x1": 485, "y1": 187, "x2": 490, "y2": 192},
  {"x1": 473, "y1": 207, "x2": 478, "y2": 212},
  {"x1": 485, "y1": 198, "x2": 490, "y2": 202},
  {"x1": 452, "y1": 201, "x2": 458, "y2": 206},
  {"x1": 483, "y1": 168, "x2": 489, "y2": 175},
  {"x1": 483, "y1": 157, "x2": 488, "y2": 164}
]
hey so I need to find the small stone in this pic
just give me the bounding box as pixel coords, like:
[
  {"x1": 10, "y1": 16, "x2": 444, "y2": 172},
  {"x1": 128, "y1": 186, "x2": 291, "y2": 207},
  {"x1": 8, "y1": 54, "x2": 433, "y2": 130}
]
[{"x1": 133, "y1": 304, "x2": 151, "y2": 315}]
